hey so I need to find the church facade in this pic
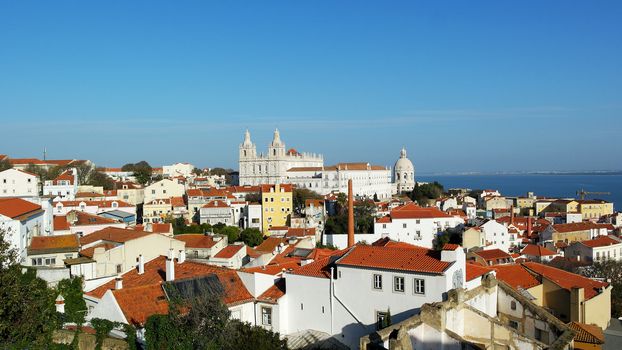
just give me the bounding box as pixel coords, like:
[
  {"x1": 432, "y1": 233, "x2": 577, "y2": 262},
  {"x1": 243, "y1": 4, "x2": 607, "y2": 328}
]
[{"x1": 238, "y1": 129, "x2": 323, "y2": 186}]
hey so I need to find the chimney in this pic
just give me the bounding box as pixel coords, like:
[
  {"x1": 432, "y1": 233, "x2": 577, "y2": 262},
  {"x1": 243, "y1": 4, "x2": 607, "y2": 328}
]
[
  {"x1": 527, "y1": 217, "x2": 533, "y2": 237},
  {"x1": 510, "y1": 206, "x2": 515, "y2": 225},
  {"x1": 347, "y1": 179, "x2": 354, "y2": 248},
  {"x1": 137, "y1": 254, "x2": 144, "y2": 275},
  {"x1": 178, "y1": 249, "x2": 186, "y2": 264},
  {"x1": 115, "y1": 275, "x2": 123, "y2": 290},
  {"x1": 55, "y1": 295, "x2": 65, "y2": 314},
  {"x1": 166, "y1": 254, "x2": 175, "y2": 281}
]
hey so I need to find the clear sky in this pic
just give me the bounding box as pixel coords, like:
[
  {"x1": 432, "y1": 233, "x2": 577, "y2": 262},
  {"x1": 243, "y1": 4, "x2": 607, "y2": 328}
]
[{"x1": 1, "y1": 1, "x2": 620, "y2": 173}]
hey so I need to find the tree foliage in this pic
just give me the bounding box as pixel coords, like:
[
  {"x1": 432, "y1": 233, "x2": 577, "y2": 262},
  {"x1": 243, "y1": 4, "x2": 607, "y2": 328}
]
[
  {"x1": 145, "y1": 291, "x2": 287, "y2": 350},
  {"x1": 292, "y1": 188, "x2": 323, "y2": 215},
  {"x1": 0, "y1": 158, "x2": 12, "y2": 172},
  {"x1": 408, "y1": 181, "x2": 444, "y2": 205},
  {"x1": 57, "y1": 277, "x2": 87, "y2": 325},
  {"x1": 239, "y1": 228, "x2": 263, "y2": 247},
  {"x1": 0, "y1": 228, "x2": 59, "y2": 348},
  {"x1": 581, "y1": 260, "x2": 622, "y2": 317},
  {"x1": 245, "y1": 192, "x2": 262, "y2": 203},
  {"x1": 122, "y1": 161, "x2": 153, "y2": 185},
  {"x1": 324, "y1": 198, "x2": 376, "y2": 235}
]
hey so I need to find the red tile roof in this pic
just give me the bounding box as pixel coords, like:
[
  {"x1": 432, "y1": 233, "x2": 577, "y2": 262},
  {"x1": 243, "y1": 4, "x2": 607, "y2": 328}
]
[
  {"x1": 174, "y1": 234, "x2": 217, "y2": 248},
  {"x1": 202, "y1": 200, "x2": 230, "y2": 208},
  {"x1": 95, "y1": 257, "x2": 254, "y2": 325},
  {"x1": 0, "y1": 198, "x2": 42, "y2": 219},
  {"x1": 171, "y1": 197, "x2": 185, "y2": 207},
  {"x1": 552, "y1": 222, "x2": 614, "y2": 233},
  {"x1": 473, "y1": 249, "x2": 512, "y2": 261},
  {"x1": 568, "y1": 322, "x2": 605, "y2": 344},
  {"x1": 260, "y1": 184, "x2": 293, "y2": 193},
  {"x1": 28, "y1": 234, "x2": 79, "y2": 254},
  {"x1": 80, "y1": 227, "x2": 152, "y2": 246},
  {"x1": 580, "y1": 235, "x2": 621, "y2": 248},
  {"x1": 67, "y1": 210, "x2": 120, "y2": 226},
  {"x1": 213, "y1": 244, "x2": 244, "y2": 259},
  {"x1": 150, "y1": 223, "x2": 172, "y2": 233},
  {"x1": 257, "y1": 279, "x2": 286, "y2": 304},
  {"x1": 337, "y1": 245, "x2": 451, "y2": 274},
  {"x1": 289, "y1": 250, "x2": 347, "y2": 279},
  {"x1": 523, "y1": 262, "x2": 608, "y2": 300},
  {"x1": 52, "y1": 170, "x2": 75, "y2": 185},
  {"x1": 243, "y1": 261, "x2": 301, "y2": 275},
  {"x1": 57, "y1": 200, "x2": 133, "y2": 208},
  {"x1": 255, "y1": 237, "x2": 287, "y2": 253},
  {"x1": 521, "y1": 244, "x2": 557, "y2": 257},
  {"x1": 389, "y1": 203, "x2": 452, "y2": 219},
  {"x1": 286, "y1": 228, "x2": 316, "y2": 238},
  {"x1": 466, "y1": 262, "x2": 493, "y2": 281},
  {"x1": 492, "y1": 264, "x2": 541, "y2": 290},
  {"x1": 53, "y1": 216, "x2": 71, "y2": 231},
  {"x1": 442, "y1": 243, "x2": 461, "y2": 251}
]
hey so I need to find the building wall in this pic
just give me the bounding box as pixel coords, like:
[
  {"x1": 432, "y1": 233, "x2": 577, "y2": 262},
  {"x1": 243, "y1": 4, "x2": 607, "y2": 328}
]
[
  {"x1": 0, "y1": 169, "x2": 39, "y2": 198},
  {"x1": 462, "y1": 228, "x2": 485, "y2": 251},
  {"x1": 0, "y1": 212, "x2": 44, "y2": 262},
  {"x1": 143, "y1": 200, "x2": 172, "y2": 223},
  {"x1": 116, "y1": 188, "x2": 144, "y2": 205},
  {"x1": 285, "y1": 273, "x2": 332, "y2": 335},
  {"x1": 261, "y1": 184, "x2": 292, "y2": 232},
  {"x1": 584, "y1": 287, "x2": 611, "y2": 329},
  {"x1": 580, "y1": 202, "x2": 614, "y2": 220},
  {"x1": 26, "y1": 251, "x2": 79, "y2": 268},
  {"x1": 143, "y1": 179, "x2": 184, "y2": 203},
  {"x1": 374, "y1": 216, "x2": 463, "y2": 249}
]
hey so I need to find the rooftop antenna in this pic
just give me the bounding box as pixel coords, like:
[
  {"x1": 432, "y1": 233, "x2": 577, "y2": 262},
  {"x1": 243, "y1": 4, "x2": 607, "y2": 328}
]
[{"x1": 43, "y1": 147, "x2": 47, "y2": 161}]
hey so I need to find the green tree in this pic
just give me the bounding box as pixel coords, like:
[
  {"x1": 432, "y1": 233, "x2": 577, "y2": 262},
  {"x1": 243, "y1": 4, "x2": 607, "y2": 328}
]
[
  {"x1": 192, "y1": 167, "x2": 203, "y2": 176},
  {"x1": 581, "y1": 260, "x2": 622, "y2": 317},
  {"x1": 0, "y1": 228, "x2": 59, "y2": 348},
  {"x1": 122, "y1": 161, "x2": 153, "y2": 185},
  {"x1": 89, "y1": 170, "x2": 115, "y2": 189},
  {"x1": 57, "y1": 277, "x2": 87, "y2": 325},
  {"x1": 0, "y1": 158, "x2": 12, "y2": 171},
  {"x1": 292, "y1": 188, "x2": 323, "y2": 215},
  {"x1": 408, "y1": 181, "x2": 444, "y2": 204},
  {"x1": 239, "y1": 228, "x2": 263, "y2": 247},
  {"x1": 219, "y1": 226, "x2": 241, "y2": 243},
  {"x1": 245, "y1": 192, "x2": 262, "y2": 203},
  {"x1": 145, "y1": 289, "x2": 287, "y2": 350}
]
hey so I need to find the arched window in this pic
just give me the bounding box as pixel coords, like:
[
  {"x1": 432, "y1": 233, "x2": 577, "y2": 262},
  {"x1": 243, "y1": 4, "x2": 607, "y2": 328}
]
[
  {"x1": 244, "y1": 150, "x2": 247, "y2": 157},
  {"x1": 273, "y1": 149, "x2": 276, "y2": 156}
]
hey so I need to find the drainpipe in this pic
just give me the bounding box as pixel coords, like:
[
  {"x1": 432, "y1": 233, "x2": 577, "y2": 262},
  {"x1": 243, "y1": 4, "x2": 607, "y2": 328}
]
[{"x1": 330, "y1": 267, "x2": 334, "y2": 334}]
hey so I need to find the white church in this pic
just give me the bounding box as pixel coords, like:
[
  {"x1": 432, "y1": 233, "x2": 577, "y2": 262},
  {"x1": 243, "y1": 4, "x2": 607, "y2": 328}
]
[{"x1": 238, "y1": 129, "x2": 416, "y2": 199}]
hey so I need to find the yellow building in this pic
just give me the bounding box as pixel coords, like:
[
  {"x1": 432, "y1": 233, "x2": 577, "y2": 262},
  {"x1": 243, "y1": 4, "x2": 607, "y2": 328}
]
[
  {"x1": 548, "y1": 199, "x2": 579, "y2": 213},
  {"x1": 578, "y1": 200, "x2": 614, "y2": 220},
  {"x1": 261, "y1": 184, "x2": 293, "y2": 233}
]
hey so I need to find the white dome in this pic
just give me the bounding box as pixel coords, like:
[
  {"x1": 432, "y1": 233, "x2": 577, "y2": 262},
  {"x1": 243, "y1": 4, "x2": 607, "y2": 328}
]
[
  {"x1": 393, "y1": 147, "x2": 415, "y2": 193},
  {"x1": 394, "y1": 147, "x2": 415, "y2": 173}
]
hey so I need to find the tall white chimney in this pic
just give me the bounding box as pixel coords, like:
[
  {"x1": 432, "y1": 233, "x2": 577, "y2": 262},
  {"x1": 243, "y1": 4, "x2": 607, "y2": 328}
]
[
  {"x1": 166, "y1": 256, "x2": 175, "y2": 281},
  {"x1": 115, "y1": 275, "x2": 123, "y2": 290},
  {"x1": 137, "y1": 254, "x2": 144, "y2": 275},
  {"x1": 178, "y1": 249, "x2": 186, "y2": 264},
  {"x1": 55, "y1": 295, "x2": 65, "y2": 314}
]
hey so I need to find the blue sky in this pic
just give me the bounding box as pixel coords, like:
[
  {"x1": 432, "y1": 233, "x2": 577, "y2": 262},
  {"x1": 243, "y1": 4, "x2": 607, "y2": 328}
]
[{"x1": 1, "y1": 1, "x2": 620, "y2": 173}]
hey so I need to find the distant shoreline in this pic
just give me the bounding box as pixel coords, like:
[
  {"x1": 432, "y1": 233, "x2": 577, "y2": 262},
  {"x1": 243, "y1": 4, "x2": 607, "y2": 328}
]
[{"x1": 419, "y1": 171, "x2": 622, "y2": 176}]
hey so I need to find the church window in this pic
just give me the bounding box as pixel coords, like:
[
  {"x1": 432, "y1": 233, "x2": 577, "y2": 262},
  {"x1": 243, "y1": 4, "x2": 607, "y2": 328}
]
[
  {"x1": 273, "y1": 149, "x2": 276, "y2": 156},
  {"x1": 243, "y1": 150, "x2": 247, "y2": 157}
]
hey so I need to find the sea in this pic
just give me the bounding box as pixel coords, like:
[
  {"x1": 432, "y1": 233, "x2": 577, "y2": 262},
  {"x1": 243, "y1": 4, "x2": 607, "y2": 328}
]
[{"x1": 417, "y1": 174, "x2": 622, "y2": 211}]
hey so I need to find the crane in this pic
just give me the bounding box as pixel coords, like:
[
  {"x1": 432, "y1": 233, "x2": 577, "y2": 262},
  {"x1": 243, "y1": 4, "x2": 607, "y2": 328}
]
[{"x1": 576, "y1": 189, "x2": 610, "y2": 200}]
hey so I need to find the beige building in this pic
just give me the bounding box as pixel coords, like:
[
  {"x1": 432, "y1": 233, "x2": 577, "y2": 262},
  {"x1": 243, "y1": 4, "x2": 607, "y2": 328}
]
[
  {"x1": 144, "y1": 179, "x2": 185, "y2": 203},
  {"x1": 462, "y1": 227, "x2": 486, "y2": 251},
  {"x1": 578, "y1": 200, "x2": 614, "y2": 220},
  {"x1": 143, "y1": 198, "x2": 173, "y2": 224},
  {"x1": 540, "y1": 222, "x2": 613, "y2": 246},
  {"x1": 26, "y1": 234, "x2": 80, "y2": 268},
  {"x1": 79, "y1": 227, "x2": 185, "y2": 278},
  {"x1": 484, "y1": 196, "x2": 509, "y2": 211},
  {"x1": 114, "y1": 182, "x2": 144, "y2": 205}
]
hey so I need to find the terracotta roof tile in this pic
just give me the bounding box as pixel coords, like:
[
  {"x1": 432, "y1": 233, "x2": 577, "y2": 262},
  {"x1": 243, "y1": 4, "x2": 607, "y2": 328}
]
[
  {"x1": 213, "y1": 245, "x2": 244, "y2": 259},
  {"x1": 28, "y1": 234, "x2": 79, "y2": 255},
  {"x1": 390, "y1": 203, "x2": 452, "y2": 219},
  {"x1": 285, "y1": 228, "x2": 315, "y2": 238},
  {"x1": 492, "y1": 264, "x2": 541, "y2": 290},
  {"x1": 255, "y1": 237, "x2": 287, "y2": 253},
  {"x1": 150, "y1": 223, "x2": 172, "y2": 234},
  {"x1": 552, "y1": 222, "x2": 614, "y2": 233},
  {"x1": 0, "y1": 198, "x2": 42, "y2": 219},
  {"x1": 174, "y1": 234, "x2": 217, "y2": 248},
  {"x1": 80, "y1": 227, "x2": 152, "y2": 246},
  {"x1": 53, "y1": 216, "x2": 71, "y2": 231},
  {"x1": 466, "y1": 262, "x2": 493, "y2": 281},
  {"x1": 521, "y1": 244, "x2": 557, "y2": 257},
  {"x1": 67, "y1": 210, "x2": 120, "y2": 226},
  {"x1": 337, "y1": 245, "x2": 451, "y2": 274},
  {"x1": 568, "y1": 322, "x2": 605, "y2": 344},
  {"x1": 522, "y1": 262, "x2": 608, "y2": 300},
  {"x1": 201, "y1": 200, "x2": 230, "y2": 208},
  {"x1": 257, "y1": 279, "x2": 285, "y2": 304},
  {"x1": 474, "y1": 249, "x2": 512, "y2": 261},
  {"x1": 580, "y1": 235, "x2": 621, "y2": 248}
]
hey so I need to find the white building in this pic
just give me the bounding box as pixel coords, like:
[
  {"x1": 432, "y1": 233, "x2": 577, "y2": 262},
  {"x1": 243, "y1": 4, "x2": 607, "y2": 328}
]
[
  {"x1": 43, "y1": 168, "x2": 78, "y2": 200},
  {"x1": 0, "y1": 168, "x2": 40, "y2": 198},
  {"x1": 163, "y1": 162, "x2": 195, "y2": 178},
  {"x1": 143, "y1": 179, "x2": 185, "y2": 203},
  {"x1": 239, "y1": 129, "x2": 324, "y2": 186},
  {"x1": 373, "y1": 203, "x2": 464, "y2": 249},
  {"x1": 285, "y1": 242, "x2": 466, "y2": 349},
  {"x1": 286, "y1": 163, "x2": 393, "y2": 200},
  {"x1": 209, "y1": 243, "x2": 247, "y2": 269},
  {"x1": 393, "y1": 147, "x2": 415, "y2": 194},
  {"x1": 53, "y1": 200, "x2": 136, "y2": 217},
  {"x1": 565, "y1": 235, "x2": 622, "y2": 263},
  {"x1": 0, "y1": 198, "x2": 45, "y2": 262},
  {"x1": 199, "y1": 200, "x2": 235, "y2": 226},
  {"x1": 479, "y1": 219, "x2": 511, "y2": 252}
]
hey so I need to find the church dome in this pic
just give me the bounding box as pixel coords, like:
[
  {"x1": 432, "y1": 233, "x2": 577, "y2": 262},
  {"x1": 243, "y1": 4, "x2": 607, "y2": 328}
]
[{"x1": 394, "y1": 147, "x2": 415, "y2": 173}]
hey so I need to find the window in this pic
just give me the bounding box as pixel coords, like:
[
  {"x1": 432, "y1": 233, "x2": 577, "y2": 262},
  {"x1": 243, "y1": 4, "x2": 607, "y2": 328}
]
[
  {"x1": 261, "y1": 307, "x2": 272, "y2": 326},
  {"x1": 373, "y1": 274, "x2": 383, "y2": 290},
  {"x1": 414, "y1": 278, "x2": 425, "y2": 294},
  {"x1": 152, "y1": 190, "x2": 156, "y2": 194},
  {"x1": 376, "y1": 311, "x2": 388, "y2": 330},
  {"x1": 416, "y1": 219, "x2": 420, "y2": 224},
  {"x1": 116, "y1": 264, "x2": 122, "y2": 273},
  {"x1": 382, "y1": 224, "x2": 386, "y2": 229},
  {"x1": 300, "y1": 303, "x2": 304, "y2": 310},
  {"x1": 393, "y1": 276, "x2": 405, "y2": 292},
  {"x1": 510, "y1": 301, "x2": 516, "y2": 310},
  {"x1": 509, "y1": 321, "x2": 518, "y2": 329}
]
